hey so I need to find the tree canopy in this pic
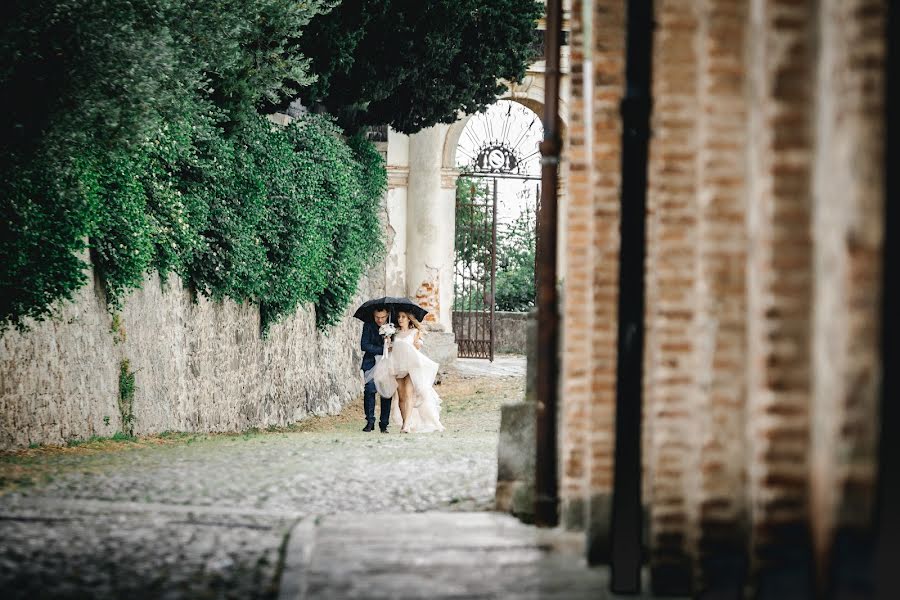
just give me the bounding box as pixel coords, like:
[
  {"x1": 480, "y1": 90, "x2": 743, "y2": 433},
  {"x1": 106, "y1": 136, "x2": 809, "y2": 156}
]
[{"x1": 295, "y1": 0, "x2": 543, "y2": 134}]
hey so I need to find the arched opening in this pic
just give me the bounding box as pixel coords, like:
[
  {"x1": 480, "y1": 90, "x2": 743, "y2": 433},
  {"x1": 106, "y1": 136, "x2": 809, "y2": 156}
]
[{"x1": 449, "y1": 100, "x2": 543, "y2": 361}]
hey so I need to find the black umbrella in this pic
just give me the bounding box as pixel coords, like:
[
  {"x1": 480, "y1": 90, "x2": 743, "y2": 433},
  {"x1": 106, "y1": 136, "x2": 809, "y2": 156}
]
[{"x1": 353, "y1": 296, "x2": 429, "y2": 323}]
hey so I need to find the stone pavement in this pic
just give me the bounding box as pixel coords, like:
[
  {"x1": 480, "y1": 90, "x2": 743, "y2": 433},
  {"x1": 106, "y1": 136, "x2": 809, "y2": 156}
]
[
  {"x1": 0, "y1": 428, "x2": 501, "y2": 599},
  {"x1": 279, "y1": 512, "x2": 677, "y2": 600},
  {"x1": 452, "y1": 355, "x2": 526, "y2": 378},
  {"x1": 0, "y1": 368, "x2": 680, "y2": 599},
  {"x1": 0, "y1": 371, "x2": 522, "y2": 598}
]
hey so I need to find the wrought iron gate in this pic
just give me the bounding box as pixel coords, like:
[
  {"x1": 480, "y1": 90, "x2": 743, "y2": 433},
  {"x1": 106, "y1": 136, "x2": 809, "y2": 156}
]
[
  {"x1": 453, "y1": 100, "x2": 544, "y2": 360},
  {"x1": 453, "y1": 178, "x2": 498, "y2": 360}
]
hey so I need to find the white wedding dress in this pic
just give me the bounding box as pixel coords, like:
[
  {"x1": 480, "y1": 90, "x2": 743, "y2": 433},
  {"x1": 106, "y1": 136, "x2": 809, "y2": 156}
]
[{"x1": 367, "y1": 329, "x2": 444, "y2": 433}]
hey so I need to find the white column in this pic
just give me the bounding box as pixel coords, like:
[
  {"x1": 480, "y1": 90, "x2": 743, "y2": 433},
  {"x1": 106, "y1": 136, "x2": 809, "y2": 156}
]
[
  {"x1": 384, "y1": 128, "x2": 409, "y2": 297},
  {"x1": 406, "y1": 124, "x2": 457, "y2": 331}
]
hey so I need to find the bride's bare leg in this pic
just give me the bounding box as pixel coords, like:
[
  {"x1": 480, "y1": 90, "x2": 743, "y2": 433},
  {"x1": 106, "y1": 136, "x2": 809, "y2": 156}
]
[{"x1": 397, "y1": 376, "x2": 413, "y2": 432}]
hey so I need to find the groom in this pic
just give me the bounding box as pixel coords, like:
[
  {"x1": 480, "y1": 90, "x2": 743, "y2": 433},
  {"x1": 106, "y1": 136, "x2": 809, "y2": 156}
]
[{"x1": 360, "y1": 307, "x2": 392, "y2": 432}]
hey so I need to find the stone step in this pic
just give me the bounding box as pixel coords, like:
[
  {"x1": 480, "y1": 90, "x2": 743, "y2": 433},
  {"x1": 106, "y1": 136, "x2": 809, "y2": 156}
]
[{"x1": 278, "y1": 511, "x2": 681, "y2": 600}]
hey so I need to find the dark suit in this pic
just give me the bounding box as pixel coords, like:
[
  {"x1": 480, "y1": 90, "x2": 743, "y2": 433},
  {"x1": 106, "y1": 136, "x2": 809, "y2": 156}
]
[{"x1": 361, "y1": 321, "x2": 391, "y2": 428}]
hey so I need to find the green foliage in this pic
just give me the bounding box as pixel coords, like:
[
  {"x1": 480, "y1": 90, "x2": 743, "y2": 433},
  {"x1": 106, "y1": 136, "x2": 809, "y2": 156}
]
[
  {"x1": 495, "y1": 208, "x2": 536, "y2": 312},
  {"x1": 311, "y1": 132, "x2": 387, "y2": 328},
  {"x1": 454, "y1": 177, "x2": 494, "y2": 311},
  {"x1": 118, "y1": 359, "x2": 136, "y2": 436},
  {"x1": 295, "y1": 0, "x2": 544, "y2": 134},
  {"x1": 1, "y1": 0, "x2": 386, "y2": 333}
]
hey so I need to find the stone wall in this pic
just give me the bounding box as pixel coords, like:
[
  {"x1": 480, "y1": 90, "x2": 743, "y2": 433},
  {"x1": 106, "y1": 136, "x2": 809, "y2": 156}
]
[
  {"x1": 493, "y1": 312, "x2": 528, "y2": 355},
  {"x1": 0, "y1": 264, "x2": 385, "y2": 451}
]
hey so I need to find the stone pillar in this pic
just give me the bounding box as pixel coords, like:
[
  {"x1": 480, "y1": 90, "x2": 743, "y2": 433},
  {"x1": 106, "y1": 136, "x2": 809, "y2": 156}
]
[
  {"x1": 643, "y1": 0, "x2": 699, "y2": 592},
  {"x1": 745, "y1": 0, "x2": 816, "y2": 595},
  {"x1": 810, "y1": 0, "x2": 885, "y2": 590},
  {"x1": 689, "y1": 0, "x2": 750, "y2": 593},
  {"x1": 407, "y1": 125, "x2": 458, "y2": 369}
]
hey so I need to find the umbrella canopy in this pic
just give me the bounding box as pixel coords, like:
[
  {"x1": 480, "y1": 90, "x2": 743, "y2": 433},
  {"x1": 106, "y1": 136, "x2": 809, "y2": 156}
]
[{"x1": 353, "y1": 296, "x2": 429, "y2": 323}]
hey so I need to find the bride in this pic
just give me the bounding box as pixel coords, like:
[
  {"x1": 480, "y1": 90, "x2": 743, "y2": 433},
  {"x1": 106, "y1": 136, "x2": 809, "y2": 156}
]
[{"x1": 369, "y1": 310, "x2": 444, "y2": 433}]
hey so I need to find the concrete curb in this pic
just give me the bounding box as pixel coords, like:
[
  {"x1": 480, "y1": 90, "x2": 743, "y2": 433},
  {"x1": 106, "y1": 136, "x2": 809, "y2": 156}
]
[{"x1": 277, "y1": 517, "x2": 317, "y2": 600}]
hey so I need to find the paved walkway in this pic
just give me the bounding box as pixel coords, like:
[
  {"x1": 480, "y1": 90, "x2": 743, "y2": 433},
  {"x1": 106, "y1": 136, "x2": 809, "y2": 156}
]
[
  {"x1": 279, "y1": 512, "x2": 672, "y2": 600},
  {"x1": 0, "y1": 372, "x2": 522, "y2": 598},
  {"x1": 0, "y1": 366, "x2": 676, "y2": 599}
]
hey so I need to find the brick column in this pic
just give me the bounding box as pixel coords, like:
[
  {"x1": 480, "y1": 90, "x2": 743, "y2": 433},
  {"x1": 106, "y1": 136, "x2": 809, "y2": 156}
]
[
  {"x1": 745, "y1": 0, "x2": 816, "y2": 594},
  {"x1": 560, "y1": 0, "x2": 593, "y2": 532},
  {"x1": 643, "y1": 0, "x2": 699, "y2": 592},
  {"x1": 586, "y1": 0, "x2": 627, "y2": 564},
  {"x1": 689, "y1": 0, "x2": 750, "y2": 593},
  {"x1": 810, "y1": 0, "x2": 885, "y2": 589}
]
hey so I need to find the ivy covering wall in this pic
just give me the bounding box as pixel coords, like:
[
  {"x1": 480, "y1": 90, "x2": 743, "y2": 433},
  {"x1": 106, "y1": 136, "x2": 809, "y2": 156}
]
[{"x1": 0, "y1": 0, "x2": 386, "y2": 333}]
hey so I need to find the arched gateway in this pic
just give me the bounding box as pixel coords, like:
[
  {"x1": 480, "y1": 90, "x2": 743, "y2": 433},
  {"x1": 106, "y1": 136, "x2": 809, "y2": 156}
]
[
  {"x1": 373, "y1": 52, "x2": 569, "y2": 368},
  {"x1": 451, "y1": 100, "x2": 542, "y2": 360}
]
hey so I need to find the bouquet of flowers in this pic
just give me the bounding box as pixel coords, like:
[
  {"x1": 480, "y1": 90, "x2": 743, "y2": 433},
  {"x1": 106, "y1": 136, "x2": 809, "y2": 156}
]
[{"x1": 378, "y1": 322, "x2": 396, "y2": 338}]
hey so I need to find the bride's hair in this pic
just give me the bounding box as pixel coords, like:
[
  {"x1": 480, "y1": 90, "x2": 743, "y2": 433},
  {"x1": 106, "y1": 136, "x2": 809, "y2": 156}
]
[{"x1": 398, "y1": 311, "x2": 424, "y2": 333}]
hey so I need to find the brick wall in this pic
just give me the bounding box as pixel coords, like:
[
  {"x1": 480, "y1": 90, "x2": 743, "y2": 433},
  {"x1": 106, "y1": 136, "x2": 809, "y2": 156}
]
[
  {"x1": 644, "y1": 0, "x2": 699, "y2": 591},
  {"x1": 586, "y1": 0, "x2": 626, "y2": 562},
  {"x1": 558, "y1": 0, "x2": 885, "y2": 594},
  {"x1": 689, "y1": 0, "x2": 750, "y2": 592},
  {"x1": 744, "y1": 0, "x2": 817, "y2": 591},
  {"x1": 558, "y1": 1, "x2": 627, "y2": 558},
  {"x1": 560, "y1": 0, "x2": 592, "y2": 532}
]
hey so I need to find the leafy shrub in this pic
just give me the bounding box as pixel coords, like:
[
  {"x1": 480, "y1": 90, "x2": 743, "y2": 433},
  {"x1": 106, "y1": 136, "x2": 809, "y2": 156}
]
[{"x1": 0, "y1": 0, "x2": 386, "y2": 333}]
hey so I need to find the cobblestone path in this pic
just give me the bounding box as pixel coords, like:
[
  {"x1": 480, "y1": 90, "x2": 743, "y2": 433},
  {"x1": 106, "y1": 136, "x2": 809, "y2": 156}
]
[{"x1": 0, "y1": 369, "x2": 525, "y2": 599}]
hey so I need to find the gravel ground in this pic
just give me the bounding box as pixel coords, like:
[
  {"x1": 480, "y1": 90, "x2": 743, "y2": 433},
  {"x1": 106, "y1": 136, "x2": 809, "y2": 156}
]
[{"x1": 0, "y1": 367, "x2": 525, "y2": 599}]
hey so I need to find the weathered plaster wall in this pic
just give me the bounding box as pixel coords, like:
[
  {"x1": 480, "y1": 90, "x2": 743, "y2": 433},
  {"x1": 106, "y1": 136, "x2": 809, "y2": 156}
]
[{"x1": 0, "y1": 264, "x2": 384, "y2": 451}]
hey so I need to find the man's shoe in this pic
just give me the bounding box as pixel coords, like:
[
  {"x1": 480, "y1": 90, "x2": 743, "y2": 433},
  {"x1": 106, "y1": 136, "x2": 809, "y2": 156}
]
[
  {"x1": 362, "y1": 423, "x2": 375, "y2": 432},
  {"x1": 379, "y1": 426, "x2": 388, "y2": 433}
]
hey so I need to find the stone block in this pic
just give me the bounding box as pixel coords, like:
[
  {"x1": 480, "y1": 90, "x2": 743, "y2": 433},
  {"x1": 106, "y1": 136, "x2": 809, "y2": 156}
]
[{"x1": 495, "y1": 400, "x2": 536, "y2": 524}]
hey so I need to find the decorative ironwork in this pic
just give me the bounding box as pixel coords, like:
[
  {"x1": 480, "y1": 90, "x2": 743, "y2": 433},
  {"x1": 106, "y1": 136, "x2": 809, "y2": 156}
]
[
  {"x1": 474, "y1": 144, "x2": 519, "y2": 174},
  {"x1": 453, "y1": 100, "x2": 543, "y2": 360},
  {"x1": 456, "y1": 101, "x2": 542, "y2": 180},
  {"x1": 453, "y1": 179, "x2": 497, "y2": 360}
]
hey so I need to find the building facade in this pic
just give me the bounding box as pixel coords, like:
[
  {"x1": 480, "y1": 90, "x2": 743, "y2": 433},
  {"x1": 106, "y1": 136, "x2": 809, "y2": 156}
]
[{"x1": 558, "y1": 0, "x2": 888, "y2": 596}]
